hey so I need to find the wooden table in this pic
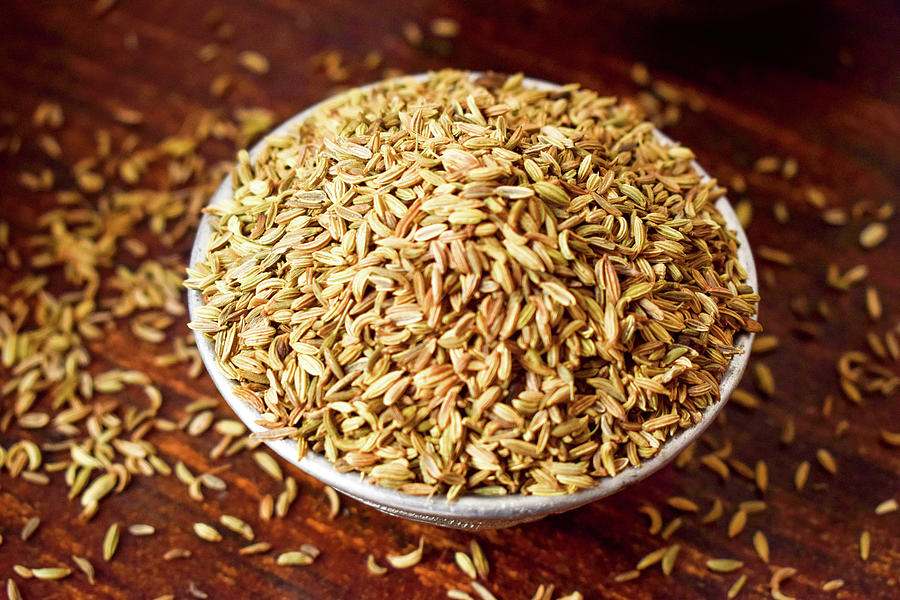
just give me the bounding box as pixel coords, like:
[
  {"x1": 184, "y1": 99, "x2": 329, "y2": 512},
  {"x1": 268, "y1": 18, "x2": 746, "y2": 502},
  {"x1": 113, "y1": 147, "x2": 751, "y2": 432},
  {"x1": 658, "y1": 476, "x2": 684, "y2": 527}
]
[{"x1": 0, "y1": 1, "x2": 897, "y2": 598}]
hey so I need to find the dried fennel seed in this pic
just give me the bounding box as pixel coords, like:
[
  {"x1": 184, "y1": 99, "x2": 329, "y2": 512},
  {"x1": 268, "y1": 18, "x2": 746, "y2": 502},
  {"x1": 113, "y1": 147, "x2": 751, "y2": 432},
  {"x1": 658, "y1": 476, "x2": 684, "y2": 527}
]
[
  {"x1": 706, "y1": 558, "x2": 743, "y2": 573},
  {"x1": 186, "y1": 69, "x2": 759, "y2": 499},
  {"x1": 386, "y1": 537, "x2": 424, "y2": 569}
]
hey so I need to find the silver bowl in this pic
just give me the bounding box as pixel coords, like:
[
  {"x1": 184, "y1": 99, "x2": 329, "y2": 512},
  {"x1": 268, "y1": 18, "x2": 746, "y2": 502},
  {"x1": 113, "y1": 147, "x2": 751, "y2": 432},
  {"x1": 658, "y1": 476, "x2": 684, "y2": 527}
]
[{"x1": 187, "y1": 73, "x2": 757, "y2": 530}]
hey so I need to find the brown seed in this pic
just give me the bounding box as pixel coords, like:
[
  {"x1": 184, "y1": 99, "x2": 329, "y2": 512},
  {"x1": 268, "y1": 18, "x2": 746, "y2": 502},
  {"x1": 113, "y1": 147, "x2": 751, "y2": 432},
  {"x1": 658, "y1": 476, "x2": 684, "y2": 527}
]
[
  {"x1": 751, "y1": 335, "x2": 780, "y2": 354},
  {"x1": 816, "y1": 448, "x2": 838, "y2": 475},
  {"x1": 667, "y1": 496, "x2": 699, "y2": 512},
  {"x1": 192, "y1": 522, "x2": 222, "y2": 543},
  {"x1": 660, "y1": 517, "x2": 683, "y2": 540},
  {"x1": 794, "y1": 461, "x2": 810, "y2": 491},
  {"x1": 770, "y1": 566, "x2": 797, "y2": 600},
  {"x1": 636, "y1": 547, "x2": 667, "y2": 570},
  {"x1": 739, "y1": 500, "x2": 767, "y2": 514},
  {"x1": 455, "y1": 552, "x2": 477, "y2": 579},
  {"x1": 324, "y1": 486, "x2": 340, "y2": 519},
  {"x1": 859, "y1": 530, "x2": 871, "y2": 560},
  {"x1": 386, "y1": 537, "x2": 424, "y2": 569},
  {"x1": 706, "y1": 558, "x2": 743, "y2": 573},
  {"x1": 253, "y1": 451, "x2": 283, "y2": 481},
  {"x1": 276, "y1": 551, "x2": 315, "y2": 566},
  {"x1": 638, "y1": 505, "x2": 663, "y2": 535},
  {"x1": 21, "y1": 516, "x2": 40, "y2": 541},
  {"x1": 865, "y1": 287, "x2": 882, "y2": 320},
  {"x1": 366, "y1": 554, "x2": 388, "y2": 576},
  {"x1": 72, "y1": 555, "x2": 95, "y2": 584},
  {"x1": 613, "y1": 569, "x2": 641, "y2": 583},
  {"x1": 219, "y1": 515, "x2": 254, "y2": 541},
  {"x1": 753, "y1": 363, "x2": 776, "y2": 396},
  {"x1": 661, "y1": 544, "x2": 680, "y2": 576},
  {"x1": 753, "y1": 530, "x2": 770, "y2": 563},
  {"x1": 879, "y1": 429, "x2": 900, "y2": 447},
  {"x1": 727, "y1": 573, "x2": 747, "y2": 599},
  {"x1": 430, "y1": 17, "x2": 460, "y2": 38},
  {"x1": 755, "y1": 461, "x2": 768, "y2": 494},
  {"x1": 163, "y1": 548, "x2": 192, "y2": 561},
  {"x1": 728, "y1": 510, "x2": 748, "y2": 538},
  {"x1": 702, "y1": 498, "x2": 723, "y2": 524},
  {"x1": 859, "y1": 223, "x2": 888, "y2": 249},
  {"x1": 238, "y1": 542, "x2": 271, "y2": 555},
  {"x1": 7, "y1": 579, "x2": 22, "y2": 600},
  {"x1": 103, "y1": 523, "x2": 120, "y2": 561},
  {"x1": 238, "y1": 51, "x2": 270, "y2": 75},
  {"x1": 31, "y1": 567, "x2": 72, "y2": 580}
]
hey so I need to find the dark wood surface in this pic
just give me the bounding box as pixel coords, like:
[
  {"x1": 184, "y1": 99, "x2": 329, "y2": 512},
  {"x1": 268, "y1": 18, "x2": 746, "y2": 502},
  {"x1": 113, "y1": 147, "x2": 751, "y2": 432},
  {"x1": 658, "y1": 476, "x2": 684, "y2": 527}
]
[{"x1": 1, "y1": 1, "x2": 898, "y2": 598}]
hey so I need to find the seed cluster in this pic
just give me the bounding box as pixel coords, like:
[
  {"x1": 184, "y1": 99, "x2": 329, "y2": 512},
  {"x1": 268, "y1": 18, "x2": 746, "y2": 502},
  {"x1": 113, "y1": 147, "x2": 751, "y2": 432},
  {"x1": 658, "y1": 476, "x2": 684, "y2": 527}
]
[{"x1": 187, "y1": 70, "x2": 760, "y2": 498}]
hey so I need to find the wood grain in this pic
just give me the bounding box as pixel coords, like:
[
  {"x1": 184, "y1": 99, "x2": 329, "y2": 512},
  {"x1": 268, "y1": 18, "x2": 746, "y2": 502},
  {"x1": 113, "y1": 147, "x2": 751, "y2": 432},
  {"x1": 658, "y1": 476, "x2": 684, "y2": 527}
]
[{"x1": 0, "y1": 1, "x2": 897, "y2": 598}]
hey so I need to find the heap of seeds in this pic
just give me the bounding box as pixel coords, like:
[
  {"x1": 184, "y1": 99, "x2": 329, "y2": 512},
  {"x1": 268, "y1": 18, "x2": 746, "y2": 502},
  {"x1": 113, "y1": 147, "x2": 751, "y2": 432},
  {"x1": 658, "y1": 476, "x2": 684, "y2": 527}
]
[{"x1": 186, "y1": 70, "x2": 760, "y2": 498}]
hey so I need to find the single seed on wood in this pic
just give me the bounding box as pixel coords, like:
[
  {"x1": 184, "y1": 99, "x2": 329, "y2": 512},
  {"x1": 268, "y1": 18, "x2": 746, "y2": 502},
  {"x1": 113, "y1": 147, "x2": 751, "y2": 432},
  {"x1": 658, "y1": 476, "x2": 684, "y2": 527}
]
[
  {"x1": 192, "y1": 522, "x2": 222, "y2": 542},
  {"x1": 324, "y1": 486, "x2": 340, "y2": 519},
  {"x1": 386, "y1": 537, "x2": 424, "y2": 569},
  {"x1": 162, "y1": 548, "x2": 191, "y2": 560},
  {"x1": 822, "y1": 579, "x2": 844, "y2": 591},
  {"x1": 613, "y1": 570, "x2": 640, "y2": 583},
  {"x1": 770, "y1": 567, "x2": 797, "y2": 600},
  {"x1": 72, "y1": 555, "x2": 95, "y2": 583},
  {"x1": 728, "y1": 510, "x2": 748, "y2": 538},
  {"x1": 470, "y1": 540, "x2": 489, "y2": 578},
  {"x1": 276, "y1": 551, "x2": 315, "y2": 566},
  {"x1": 751, "y1": 335, "x2": 780, "y2": 354},
  {"x1": 865, "y1": 287, "x2": 882, "y2": 320},
  {"x1": 879, "y1": 430, "x2": 900, "y2": 446},
  {"x1": 7, "y1": 579, "x2": 22, "y2": 600},
  {"x1": 128, "y1": 524, "x2": 155, "y2": 536},
  {"x1": 103, "y1": 523, "x2": 120, "y2": 561},
  {"x1": 755, "y1": 461, "x2": 768, "y2": 494},
  {"x1": 816, "y1": 448, "x2": 838, "y2": 475},
  {"x1": 21, "y1": 516, "x2": 40, "y2": 541},
  {"x1": 730, "y1": 389, "x2": 761, "y2": 409},
  {"x1": 706, "y1": 558, "x2": 743, "y2": 573},
  {"x1": 31, "y1": 567, "x2": 72, "y2": 580},
  {"x1": 727, "y1": 573, "x2": 747, "y2": 599},
  {"x1": 366, "y1": 554, "x2": 388, "y2": 575},
  {"x1": 702, "y1": 498, "x2": 723, "y2": 524},
  {"x1": 253, "y1": 451, "x2": 283, "y2": 481},
  {"x1": 739, "y1": 501, "x2": 766, "y2": 514},
  {"x1": 220, "y1": 515, "x2": 254, "y2": 540},
  {"x1": 859, "y1": 223, "x2": 887, "y2": 249},
  {"x1": 859, "y1": 531, "x2": 871, "y2": 560},
  {"x1": 661, "y1": 544, "x2": 680, "y2": 576},
  {"x1": 238, "y1": 51, "x2": 270, "y2": 74},
  {"x1": 455, "y1": 552, "x2": 477, "y2": 579},
  {"x1": 753, "y1": 531, "x2": 770, "y2": 563},
  {"x1": 638, "y1": 505, "x2": 663, "y2": 534},
  {"x1": 237, "y1": 542, "x2": 270, "y2": 555},
  {"x1": 875, "y1": 498, "x2": 898, "y2": 514},
  {"x1": 12, "y1": 565, "x2": 32, "y2": 578},
  {"x1": 660, "y1": 517, "x2": 682, "y2": 540},
  {"x1": 780, "y1": 418, "x2": 795, "y2": 445},
  {"x1": 753, "y1": 363, "x2": 775, "y2": 396},
  {"x1": 470, "y1": 581, "x2": 498, "y2": 600},
  {"x1": 667, "y1": 496, "x2": 699, "y2": 512},
  {"x1": 636, "y1": 547, "x2": 667, "y2": 570},
  {"x1": 795, "y1": 461, "x2": 810, "y2": 491}
]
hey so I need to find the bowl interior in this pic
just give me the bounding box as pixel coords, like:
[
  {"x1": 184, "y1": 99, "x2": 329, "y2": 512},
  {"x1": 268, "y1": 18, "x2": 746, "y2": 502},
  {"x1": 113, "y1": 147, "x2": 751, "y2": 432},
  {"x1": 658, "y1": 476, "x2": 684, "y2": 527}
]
[{"x1": 187, "y1": 73, "x2": 757, "y2": 529}]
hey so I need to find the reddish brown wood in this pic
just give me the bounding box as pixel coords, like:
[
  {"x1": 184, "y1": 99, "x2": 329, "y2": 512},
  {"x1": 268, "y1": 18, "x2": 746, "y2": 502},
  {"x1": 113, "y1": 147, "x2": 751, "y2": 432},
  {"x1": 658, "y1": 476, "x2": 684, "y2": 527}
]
[{"x1": 0, "y1": 1, "x2": 898, "y2": 599}]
